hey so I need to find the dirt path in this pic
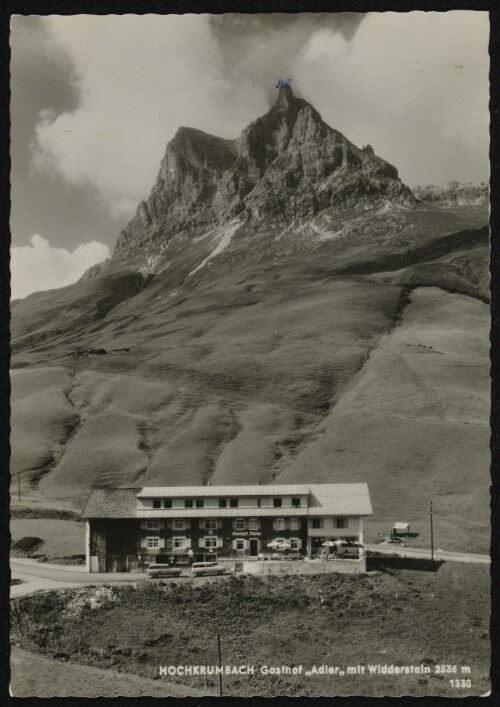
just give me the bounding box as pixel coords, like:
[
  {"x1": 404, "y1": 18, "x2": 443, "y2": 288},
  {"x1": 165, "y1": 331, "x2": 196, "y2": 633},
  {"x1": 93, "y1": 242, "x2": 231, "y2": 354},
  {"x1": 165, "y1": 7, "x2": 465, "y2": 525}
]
[
  {"x1": 9, "y1": 646, "x2": 212, "y2": 697},
  {"x1": 10, "y1": 558, "x2": 150, "y2": 597},
  {"x1": 10, "y1": 557, "x2": 233, "y2": 596}
]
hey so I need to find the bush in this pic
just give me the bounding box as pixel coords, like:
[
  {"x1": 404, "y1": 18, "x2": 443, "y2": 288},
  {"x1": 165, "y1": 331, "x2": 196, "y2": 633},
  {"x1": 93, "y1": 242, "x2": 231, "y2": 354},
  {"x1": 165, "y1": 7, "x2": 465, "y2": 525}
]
[
  {"x1": 12, "y1": 536, "x2": 44, "y2": 553},
  {"x1": 49, "y1": 555, "x2": 86, "y2": 565},
  {"x1": 10, "y1": 507, "x2": 81, "y2": 521}
]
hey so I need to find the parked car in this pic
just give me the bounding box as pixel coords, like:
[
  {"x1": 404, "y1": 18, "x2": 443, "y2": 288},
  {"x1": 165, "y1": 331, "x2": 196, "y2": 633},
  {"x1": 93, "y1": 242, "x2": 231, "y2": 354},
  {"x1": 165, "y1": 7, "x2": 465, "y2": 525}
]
[
  {"x1": 333, "y1": 541, "x2": 363, "y2": 558},
  {"x1": 191, "y1": 562, "x2": 226, "y2": 576},
  {"x1": 147, "y1": 563, "x2": 182, "y2": 578}
]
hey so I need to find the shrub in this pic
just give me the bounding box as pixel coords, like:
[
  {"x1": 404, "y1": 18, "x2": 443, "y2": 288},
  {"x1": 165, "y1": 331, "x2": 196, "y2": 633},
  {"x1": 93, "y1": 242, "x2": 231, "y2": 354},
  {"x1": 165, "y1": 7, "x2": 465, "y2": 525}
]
[{"x1": 12, "y1": 536, "x2": 44, "y2": 553}]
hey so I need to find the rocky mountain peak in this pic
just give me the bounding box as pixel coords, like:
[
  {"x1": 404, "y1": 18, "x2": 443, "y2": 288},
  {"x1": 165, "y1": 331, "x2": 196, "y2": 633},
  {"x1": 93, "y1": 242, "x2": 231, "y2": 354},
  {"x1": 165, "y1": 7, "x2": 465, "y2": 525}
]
[
  {"x1": 272, "y1": 83, "x2": 302, "y2": 110},
  {"x1": 98, "y1": 88, "x2": 417, "y2": 272},
  {"x1": 269, "y1": 85, "x2": 324, "y2": 128}
]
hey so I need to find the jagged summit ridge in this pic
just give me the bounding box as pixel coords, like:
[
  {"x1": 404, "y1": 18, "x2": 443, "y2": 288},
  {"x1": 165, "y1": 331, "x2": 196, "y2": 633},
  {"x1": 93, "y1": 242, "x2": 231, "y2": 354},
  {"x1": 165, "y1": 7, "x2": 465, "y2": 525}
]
[{"x1": 106, "y1": 88, "x2": 416, "y2": 264}]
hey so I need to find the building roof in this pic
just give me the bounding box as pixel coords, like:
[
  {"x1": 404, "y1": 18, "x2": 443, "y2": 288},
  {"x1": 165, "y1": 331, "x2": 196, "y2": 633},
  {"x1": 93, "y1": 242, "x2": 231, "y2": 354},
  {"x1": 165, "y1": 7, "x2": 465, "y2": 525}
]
[
  {"x1": 308, "y1": 483, "x2": 373, "y2": 516},
  {"x1": 137, "y1": 508, "x2": 310, "y2": 518},
  {"x1": 394, "y1": 522, "x2": 410, "y2": 530},
  {"x1": 135, "y1": 485, "x2": 311, "y2": 498},
  {"x1": 82, "y1": 483, "x2": 372, "y2": 519},
  {"x1": 81, "y1": 487, "x2": 141, "y2": 519}
]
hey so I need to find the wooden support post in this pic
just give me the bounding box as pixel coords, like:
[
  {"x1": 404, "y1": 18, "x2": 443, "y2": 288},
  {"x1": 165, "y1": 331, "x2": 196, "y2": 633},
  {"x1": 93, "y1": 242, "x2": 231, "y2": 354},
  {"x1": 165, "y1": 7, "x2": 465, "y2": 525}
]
[{"x1": 217, "y1": 633, "x2": 223, "y2": 697}]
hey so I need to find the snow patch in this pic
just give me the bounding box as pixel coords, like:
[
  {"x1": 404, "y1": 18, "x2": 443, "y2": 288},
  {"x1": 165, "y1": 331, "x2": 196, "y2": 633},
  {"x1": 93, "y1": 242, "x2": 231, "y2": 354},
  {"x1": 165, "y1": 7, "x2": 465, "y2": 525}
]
[
  {"x1": 377, "y1": 201, "x2": 410, "y2": 215},
  {"x1": 187, "y1": 220, "x2": 241, "y2": 278},
  {"x1": 309, "y1": 221, "x2": 344, "y2": 242},
  {"x1": 275, "y1": 219, "x2": 297, "y2": 241}
]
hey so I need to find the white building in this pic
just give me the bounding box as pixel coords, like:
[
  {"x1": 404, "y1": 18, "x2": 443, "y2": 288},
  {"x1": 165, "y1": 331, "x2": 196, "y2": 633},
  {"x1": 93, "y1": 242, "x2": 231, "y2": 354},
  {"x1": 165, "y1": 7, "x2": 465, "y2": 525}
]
[{"x1": 82, "y1": 482, "x2": 373, "y2": 572}]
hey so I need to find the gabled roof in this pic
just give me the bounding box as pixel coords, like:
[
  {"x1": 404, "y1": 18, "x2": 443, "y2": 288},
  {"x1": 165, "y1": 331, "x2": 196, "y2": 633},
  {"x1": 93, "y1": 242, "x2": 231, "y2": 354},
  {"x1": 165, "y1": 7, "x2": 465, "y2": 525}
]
[
  {"x1": 394, "y1": 522, "x2": 410, "y2": 530},
  {"x1": 308, "y1": 483, "x2": 373, "y2": 516},
  {"x1": 81, "y1": 487, "x2": 140, "y2": 519},
  {"x1": 82, "y1": 483, "x2": 373, "y2": 519}
]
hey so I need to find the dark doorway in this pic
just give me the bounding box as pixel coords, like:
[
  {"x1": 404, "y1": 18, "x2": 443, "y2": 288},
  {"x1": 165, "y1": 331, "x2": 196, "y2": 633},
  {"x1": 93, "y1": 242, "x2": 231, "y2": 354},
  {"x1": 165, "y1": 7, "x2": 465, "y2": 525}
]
[{"x1": 249, "y1": 539, "x2": 259, "y2": 556}]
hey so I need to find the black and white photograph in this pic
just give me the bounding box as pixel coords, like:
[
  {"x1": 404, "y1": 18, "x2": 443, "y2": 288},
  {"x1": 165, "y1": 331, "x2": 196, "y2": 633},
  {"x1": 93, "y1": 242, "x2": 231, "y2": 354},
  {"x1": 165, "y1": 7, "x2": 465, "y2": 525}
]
[{"x1": 8, "y1": 10, "x2": 491, "y2": 698}]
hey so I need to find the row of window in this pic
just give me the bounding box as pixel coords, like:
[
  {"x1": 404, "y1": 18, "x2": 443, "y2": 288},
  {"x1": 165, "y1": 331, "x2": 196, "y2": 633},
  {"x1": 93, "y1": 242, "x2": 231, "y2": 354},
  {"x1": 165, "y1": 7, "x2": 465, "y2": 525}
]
[
  {"x1": 152, "y1": 498, "x2": 239, "y2": 509},
  {"x1": 311, "y1": 518, "x2": 348, "y2": 529},
  {"x1": 146, "y1": 536, "x2": 190, "y2": 549},
  {"x1": 144, "y1": 517, "x2": 348, "y2": 531},
  {"x1": 145, "y1": 536, "x2": 303, "y2": 551},
  {"x1": 145, "y1": 518, "x2": 307, "y2": 531},
  {"x1": 151, "y1": 497, "x2": 303, "y2": 509},
  {"x1": 273, "y1": 518, "x2": 300, "y2": 531}
]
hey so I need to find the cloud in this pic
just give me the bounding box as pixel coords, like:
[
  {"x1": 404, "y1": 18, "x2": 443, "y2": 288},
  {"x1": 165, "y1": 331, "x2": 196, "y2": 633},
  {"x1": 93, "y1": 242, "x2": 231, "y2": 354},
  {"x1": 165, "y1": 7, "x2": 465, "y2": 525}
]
[
  {"x1": 11, "y1": 234, "x2": 110, "y2": 300},
  {"x1": 292, "y1": 11, "x2": 489, "y2": 185},
  {"x1": 209, "y1": 13, "x2": 364, "y2": 102},
  {"x1": 31, "y1": 15, "x2": 271, "y2": 220},
  {"x1": 31, "y1": 14, "x2": 364, "y2": 219},
  {"x1": 31, "y1": 12, "x2": 488, "y2": 222}
]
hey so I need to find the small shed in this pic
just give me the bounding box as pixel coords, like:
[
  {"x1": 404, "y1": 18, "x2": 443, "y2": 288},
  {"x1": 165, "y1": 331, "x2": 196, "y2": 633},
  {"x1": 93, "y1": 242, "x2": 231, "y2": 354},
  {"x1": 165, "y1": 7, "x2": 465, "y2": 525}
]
[{"x1": 393, "y1": 522, "x2": 410, "y2": 537}]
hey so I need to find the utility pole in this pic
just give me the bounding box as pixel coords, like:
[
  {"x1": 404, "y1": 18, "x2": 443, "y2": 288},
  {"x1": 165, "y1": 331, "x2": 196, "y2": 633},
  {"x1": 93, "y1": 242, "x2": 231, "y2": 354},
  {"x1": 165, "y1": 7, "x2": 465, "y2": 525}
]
[
  {"x1": 216, "y1": 633, "x2": 223, "y2": 697},
  {"x1": 18, "y1": 472, "x2": 21, "y2": 502},
  {"x1": 429, "y1": 500, "x2": 434, "y2": 561}
]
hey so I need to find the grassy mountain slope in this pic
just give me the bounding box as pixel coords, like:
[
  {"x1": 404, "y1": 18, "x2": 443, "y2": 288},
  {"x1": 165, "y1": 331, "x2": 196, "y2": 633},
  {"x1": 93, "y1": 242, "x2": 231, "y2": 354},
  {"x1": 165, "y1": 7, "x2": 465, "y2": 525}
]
[
  {"x1": 279, "y1": 287, "x2": 490, "y2": 551},
  {"x1": 10, "y1": 86, "x2": 490, "y2": 552},
  {"x1": 10, "y1": 200, "x2": 490, "y2": 551}
]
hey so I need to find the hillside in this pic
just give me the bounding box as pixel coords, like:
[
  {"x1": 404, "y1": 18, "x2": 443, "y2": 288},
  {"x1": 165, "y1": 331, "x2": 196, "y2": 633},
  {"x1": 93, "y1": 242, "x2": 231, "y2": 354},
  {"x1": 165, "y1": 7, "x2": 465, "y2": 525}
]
[
  {"x1": 10, "y1": 87, "x2": 490, "y2": 551},
  {"x1": 11, "y1": 565, "x2": 490, "y2": 697}
]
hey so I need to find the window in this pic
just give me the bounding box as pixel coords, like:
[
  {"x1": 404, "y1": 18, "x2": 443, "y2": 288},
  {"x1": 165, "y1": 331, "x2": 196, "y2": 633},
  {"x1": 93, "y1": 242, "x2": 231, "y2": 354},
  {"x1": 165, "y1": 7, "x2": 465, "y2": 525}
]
[
  {"x1": 257, "y1": 498, "x2": 262, "y2": 508},
  {"x1": 236, "y1": 539, "x2": 245, "y2": 551},
  {"x1": 291, "y1": 497, "x2": 301, "y2": 508},
  {"x1": 290, "y1": 537, "x2": 300, "y2": 550},
  {"x1": 185, "y1": 500, "x2": 193, "y2": 508},
  {"x1": 147, "y1": 537, "x2": 159, "y2": 549},
  {"x1": 173, "y1": 537, "x2": 186, "y2": 549},
  {"x1": 336, "y1": 518, "x2": 348, "y2": 529},
  {"x1": 312, "y1": 519, "x2": 324, "y2": 529},
  {"x1": 204, "y1": 519, "x2": 217, "y2": 530},
  {"x1": 173, "y1": 520, "x2": 185, "y2": 530},
  {"x1": 147, "y1": 520, "x2": 159, "y2": 530},
  {"x1": 235, "y1": 519, "x2": 246, "y2": 530},
  {"x1": 196, "y1": 499, "x2": 204, "y2": 508},
  {"x1": 153, "y1": 499, "x2": 161, "y2": 509},
  {"x1": 273, "y1": 498, "x2": 282, "y2": 507},
  {"x1": 219, "y1": 499, "x2": 227, "y2": 508},
  {"x1": 163, "y1": 499, "x2": 172, "y2": 509},
  {"x1": 230, "y1": 499, "x2": 238, "y2": 508},
  {"x1": 205, "y1": 536, "x2": 218, "y2": 549},
  {"x1": 289, "y1": 518, "x2": 299, "y2": 531},
  {"x1": 249, "y1": 518, "x2": 260, "y2": 531},
  {"x1": 274, "y1": 519, "x2": 285, "y2": 531}
]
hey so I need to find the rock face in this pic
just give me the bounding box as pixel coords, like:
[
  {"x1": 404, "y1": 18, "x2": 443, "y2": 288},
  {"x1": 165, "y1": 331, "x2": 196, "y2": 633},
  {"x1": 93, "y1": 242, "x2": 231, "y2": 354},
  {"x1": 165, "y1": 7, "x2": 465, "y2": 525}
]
[
  {"x1": 104, "y1": 86, "x2": 415, "y2": 271},
  {"x1": 413, "y1": 181, "x2": 489, "y2": 206}
]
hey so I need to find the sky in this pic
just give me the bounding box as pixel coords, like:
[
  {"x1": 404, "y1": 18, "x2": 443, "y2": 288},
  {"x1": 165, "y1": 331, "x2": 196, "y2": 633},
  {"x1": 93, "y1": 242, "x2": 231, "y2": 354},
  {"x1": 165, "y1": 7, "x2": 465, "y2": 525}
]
[{"x1": 10, "y1": 11, "x2": 489, "y2": 299}]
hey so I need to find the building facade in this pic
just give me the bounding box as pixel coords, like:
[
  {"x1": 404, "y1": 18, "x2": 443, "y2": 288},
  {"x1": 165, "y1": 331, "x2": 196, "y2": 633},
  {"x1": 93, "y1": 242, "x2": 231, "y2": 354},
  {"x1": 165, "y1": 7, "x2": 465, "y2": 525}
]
[{"x1": 81, "y1": 483, "x2": 373, "y2": 572}]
